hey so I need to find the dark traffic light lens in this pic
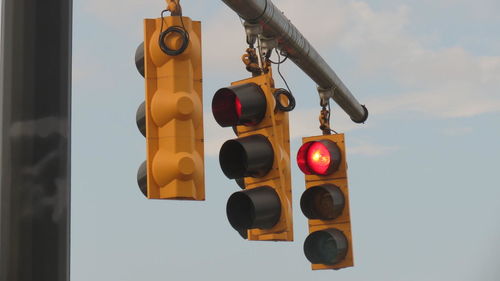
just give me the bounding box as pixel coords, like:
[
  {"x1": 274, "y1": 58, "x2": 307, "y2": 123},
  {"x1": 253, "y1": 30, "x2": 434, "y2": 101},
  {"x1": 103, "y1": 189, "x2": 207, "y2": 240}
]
[
  {"x1": 136, "y1": 101, "x2": 146, "y2": 137},
  {"x1": 300, "y1": 184, "x2": 344, "y2": 220},
  {"x1": 219, "y1": 134, "x2": 274, "y2": 179},
  {"x1": 212, "y1": 83, "x2": 266, "y2": 127},
  {"x1": 212, "y1": 90, "x2": 238, "y2": 127},
  {"x1": 304, "y1": 229, "x2": 348, "y2": 265},
  {"x1": 135, "y1": 42, "x2": 145, "y2": 77},
  {"x1": 226, "y1": 186, "x2": 281, "y2": 232},
  {"x1": 136, "y1": 161, "x2": 147, "y2": 197},
  {"x1": 297, "y1": 140, "x2": 341, "y2": 176}
]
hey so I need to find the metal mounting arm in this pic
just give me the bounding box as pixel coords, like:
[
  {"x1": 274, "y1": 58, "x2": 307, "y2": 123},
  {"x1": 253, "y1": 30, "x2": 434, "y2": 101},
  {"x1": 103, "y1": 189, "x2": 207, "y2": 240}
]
[{"x1": 222, "y1": 0, "x2": 368, "y2": 123}]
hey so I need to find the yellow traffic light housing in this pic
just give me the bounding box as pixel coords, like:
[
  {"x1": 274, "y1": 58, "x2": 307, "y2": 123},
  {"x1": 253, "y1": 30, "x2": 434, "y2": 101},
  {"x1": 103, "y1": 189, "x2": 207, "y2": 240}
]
[
  {"x1": 142, "y1": 15, "x2": 204, "y2": 200},
  {"x1": 212, "y1": 72, "x2": 293, "y2": 241},
  {"x1": 297, "y1": 134, "x2": 354, "y2": 270}
]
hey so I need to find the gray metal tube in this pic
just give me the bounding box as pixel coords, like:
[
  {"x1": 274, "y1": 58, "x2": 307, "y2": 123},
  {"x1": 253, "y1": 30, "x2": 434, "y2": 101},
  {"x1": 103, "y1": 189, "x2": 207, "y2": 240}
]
[
  {"x1": 222, "y1": 0, "x2": 368, "y2": 123},
  {"x1": 0, "y1": 0, "x2": 72, "y2": 280}
]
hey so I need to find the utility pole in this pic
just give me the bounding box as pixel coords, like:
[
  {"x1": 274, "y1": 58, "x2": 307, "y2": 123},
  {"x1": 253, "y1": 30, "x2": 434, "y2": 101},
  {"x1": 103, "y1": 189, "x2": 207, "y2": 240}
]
[{"x1": 0, "y1": 0, "x2": 72, "y2": 280}]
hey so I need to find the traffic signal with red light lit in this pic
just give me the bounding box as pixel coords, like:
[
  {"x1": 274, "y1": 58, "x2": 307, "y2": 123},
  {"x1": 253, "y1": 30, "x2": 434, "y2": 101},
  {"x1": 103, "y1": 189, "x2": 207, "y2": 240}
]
[
  {"x1": 212, "y1": 72, "x2": 293, "y2": 241},
  {"x1": 136, "y1": 15, "x2": 204, "y2": 200},
  {"x1": 297, "y1": 134, "x2": 354, "y2": 269}
]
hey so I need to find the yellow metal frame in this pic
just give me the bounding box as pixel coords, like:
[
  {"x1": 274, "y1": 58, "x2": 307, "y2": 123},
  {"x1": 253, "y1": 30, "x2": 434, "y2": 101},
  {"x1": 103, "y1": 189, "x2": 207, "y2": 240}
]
[
  {"x1": 234, "y1": 72, "x2": 293, "y2": 241},
  {"x1": 302, "y1": 134, "x2": 354, "y2": 270},
  {"x1": 143, "y1": 16, "x2": 204, "y2": 200}
]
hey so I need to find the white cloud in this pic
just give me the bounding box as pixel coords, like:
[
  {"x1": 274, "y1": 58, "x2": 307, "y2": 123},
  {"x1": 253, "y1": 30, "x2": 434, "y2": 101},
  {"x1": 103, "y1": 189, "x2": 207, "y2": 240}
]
[
  {"x1": 251, "y1": 0, "x2": 500, "y2": 118},
  {"x1": 301, "y1": 0, "x2": 500, "y2": 118},
  {"x1": 79, "y1": 0, "x2": 500, "y2": 119},
  {"x1": 369, "y1": 82, "x2": 500, "y2": 118},
  {"x1": 348, "y1": 141, "x2": 400, "y2": 156}
]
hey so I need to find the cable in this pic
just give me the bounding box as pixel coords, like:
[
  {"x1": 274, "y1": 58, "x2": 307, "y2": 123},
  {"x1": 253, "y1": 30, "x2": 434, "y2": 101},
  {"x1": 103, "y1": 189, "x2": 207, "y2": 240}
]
[
  {"x1": 159, "y1": 9, "x2": 190, "y2": 56},
  {"x1": 273, "y1": 49, "x2": 294, "y2": 107},
  {"x1": 327, "y1": 102, "x2": 338, "y2": 134},
  {"x1": 268, "y1": 49, "x2": 295, "y2": 111},
  {"x1": 268, "y1": 50, "x2": 288, "y2": 65},
  {"x1": 273, "y1": 88, "x2": 295, "y2": 112}
]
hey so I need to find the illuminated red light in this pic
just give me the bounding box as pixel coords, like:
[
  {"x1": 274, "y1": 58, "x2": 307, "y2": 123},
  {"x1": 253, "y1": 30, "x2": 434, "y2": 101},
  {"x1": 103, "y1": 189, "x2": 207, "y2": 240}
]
[
  {"x1": 297, "y1": 140, "x2": 341, "y2": 176},
  {"x1": 212, "y1": 90, "x2": 239, "y2": 127},
  {"x1": 235, "y1": 97, "x2": 242, "y2": 118},
  {"x1": 297, "y1": 142, "x2": 313, "y2": 175},
  {"x1": 212, "y1": 83, "x2": 267, "y2": 128},
  {"x1": 307, "y1": 142, "x2": 331, "y2": 175}
]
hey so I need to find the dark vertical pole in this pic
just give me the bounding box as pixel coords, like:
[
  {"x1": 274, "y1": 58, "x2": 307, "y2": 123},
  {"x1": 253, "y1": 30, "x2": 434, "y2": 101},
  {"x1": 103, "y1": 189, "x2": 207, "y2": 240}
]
[{"x1": 0, "y1": 0, "x2": 71, "y2": 280}]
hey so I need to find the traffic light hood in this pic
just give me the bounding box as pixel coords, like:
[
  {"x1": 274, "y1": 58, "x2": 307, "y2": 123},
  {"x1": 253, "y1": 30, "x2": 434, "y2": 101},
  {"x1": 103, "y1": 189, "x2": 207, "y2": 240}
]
[{"x1": 212, "y1": 83, "x2": 267, "y2": 127}]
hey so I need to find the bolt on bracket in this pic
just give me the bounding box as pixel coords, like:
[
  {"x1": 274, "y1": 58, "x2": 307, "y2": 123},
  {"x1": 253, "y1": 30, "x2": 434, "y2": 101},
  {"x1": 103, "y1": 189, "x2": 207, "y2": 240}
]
[
  {"x1": 259, "y1": 36, "x2": 278, "y2": 58},
  {"x1": 317, "y1": 86, "x2": 337, "y2": 107},
  {"x1": 244, "y1": 21, "x2": 263, "y2": 47}
]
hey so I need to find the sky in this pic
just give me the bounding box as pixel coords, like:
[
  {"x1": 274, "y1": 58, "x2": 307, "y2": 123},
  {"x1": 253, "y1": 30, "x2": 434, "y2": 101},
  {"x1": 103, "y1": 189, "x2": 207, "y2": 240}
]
[{"x1": 4, "y1": 0, "x2": 500, "y2": 280}]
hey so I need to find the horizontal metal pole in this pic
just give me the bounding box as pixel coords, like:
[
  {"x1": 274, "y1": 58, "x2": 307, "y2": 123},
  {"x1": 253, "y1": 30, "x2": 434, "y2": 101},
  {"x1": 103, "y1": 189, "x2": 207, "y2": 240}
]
[{"x1": 221, "y1": 0, "x2": 368, "y2": 123}]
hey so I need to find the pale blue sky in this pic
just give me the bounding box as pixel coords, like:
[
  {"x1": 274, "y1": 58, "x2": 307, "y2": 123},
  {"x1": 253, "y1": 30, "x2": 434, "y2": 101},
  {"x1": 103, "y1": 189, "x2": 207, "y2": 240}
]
[{"x1": 7, "y1": 0, "x2": 500, "y2": 280}]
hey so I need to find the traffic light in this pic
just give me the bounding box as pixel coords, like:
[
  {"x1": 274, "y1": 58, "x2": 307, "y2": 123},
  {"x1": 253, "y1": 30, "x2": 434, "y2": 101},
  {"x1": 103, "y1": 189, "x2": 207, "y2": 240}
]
[
  {"x1": 212, "y1": 72, "x2": 293, "y2": 241},
  {"x1": 297, "y1": 133, "x2": 354, "y2": 270},
  {"x1": 137, "y1": 15, "x2": 204, "y2": 200}
]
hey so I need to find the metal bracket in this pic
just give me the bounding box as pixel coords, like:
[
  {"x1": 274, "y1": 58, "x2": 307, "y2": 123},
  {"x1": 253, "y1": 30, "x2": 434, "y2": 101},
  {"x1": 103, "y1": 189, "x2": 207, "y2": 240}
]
[
  {"x1": 243, "y1": 21, "x2": 277, "y2": 58},
  {"x1": 259, "y1": 36, "x2": 278, "y2": 58},
  {"x1": 244, "y1": 21, "x2": 263, "y2": 47},
  {"x1": 317, "y1": 86, "x2": 336, "y2": 107},
  {"x1": 165, "y1": 0, "x2": 182, "y2": 16}
]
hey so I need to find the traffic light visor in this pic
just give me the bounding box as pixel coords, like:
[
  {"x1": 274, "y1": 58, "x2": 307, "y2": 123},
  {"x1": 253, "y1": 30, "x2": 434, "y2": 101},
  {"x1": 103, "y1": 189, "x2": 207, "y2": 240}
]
[
  {"x1": 304, "y1": 228, "x2": 348, "y2": 265},
  {"x1": 300, "y1": 184, "x2": 345, "y2": 220},
  {"x1": 219, "y1": 134, "x2": 274, "y2": 179},
  {"x1": 226, "y1": 186, "x2": 281, "y2": 231},
  {"x1": 212, "y1": 83, "x2": 267, "y2": 127},
  {"x1": 297, "y1": 140, "x2": 341, "y2": 175}
]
